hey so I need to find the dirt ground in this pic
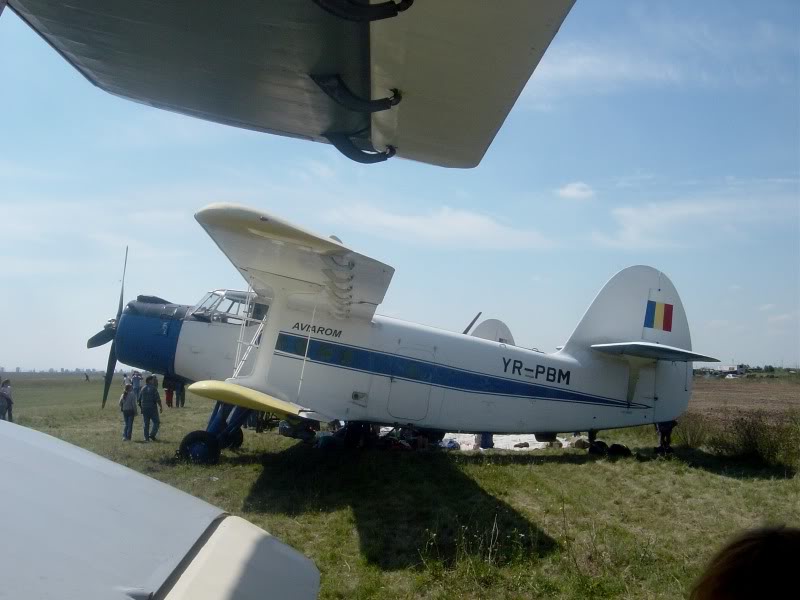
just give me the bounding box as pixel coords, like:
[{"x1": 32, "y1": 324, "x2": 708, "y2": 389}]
[{"x1": 690, "y1": 377, "x2": 799, "y2": 418}]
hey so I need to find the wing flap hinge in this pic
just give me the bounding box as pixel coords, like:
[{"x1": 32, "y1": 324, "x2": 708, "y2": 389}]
[
  {"x1": 323, "y1": 133, "x2": 396, "y2": 164},
  {"x1": 312, "y1": 0, "x2": 413, "y2": 22},
  {"x1": 311, "y1": 74, "x2": 401, "y2": 113}
]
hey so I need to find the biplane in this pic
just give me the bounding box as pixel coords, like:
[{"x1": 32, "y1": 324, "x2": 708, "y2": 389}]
[{"x1": 89, "y1": 204, "x2": 717, "y2": 463}]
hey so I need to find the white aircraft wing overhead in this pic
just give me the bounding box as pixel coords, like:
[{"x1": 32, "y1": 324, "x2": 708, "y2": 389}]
[
  {"x1": 196, "y1": 203, "x2": 395, "y2": 320},
  {"x1": 7, "y1": 0, "x2": 574, "y2": 168},
  {"x1": 0, "y1": 421, "x2": 319, "y2": 599}
]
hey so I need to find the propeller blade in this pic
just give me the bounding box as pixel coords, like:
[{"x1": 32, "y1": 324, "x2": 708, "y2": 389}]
[
  {"x1": 116, "y1": 246, "x2": 129, "y2": 322},
  {"x1": 102, "y1": 339, "x2": 117, "y2": 409},
  {"x1": 87, "y1": 328, "x2": 115, "y2": 349},
  {"x1": 462, "y1": 311, "x2": 482, "y2": 335}
]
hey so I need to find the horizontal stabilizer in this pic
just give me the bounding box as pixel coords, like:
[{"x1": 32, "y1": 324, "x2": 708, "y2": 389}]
[
  {"x1": 591, "y1": 342, "x2": 718, "y2": 363},
  {"x1": 189, "y1": 381, "x2": 305, "y2": 418}
]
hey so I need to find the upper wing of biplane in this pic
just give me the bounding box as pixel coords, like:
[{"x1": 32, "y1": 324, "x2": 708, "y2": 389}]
[
  {"x1": 195, "y1": 203, "x2": 394, "y2": 321},
  {"x1": 6, "y1": 0, "x2": 575, "y2": 168}
]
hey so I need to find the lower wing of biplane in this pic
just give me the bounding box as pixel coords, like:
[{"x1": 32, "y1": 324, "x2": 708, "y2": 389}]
[{"x1": 5, "y1": 0, "x2": 575, "y2": 167}]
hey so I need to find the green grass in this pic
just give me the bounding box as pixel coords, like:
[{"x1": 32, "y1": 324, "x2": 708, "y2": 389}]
[{"x1": 8, "y1": 373, "x2": 800, "y2": 599}]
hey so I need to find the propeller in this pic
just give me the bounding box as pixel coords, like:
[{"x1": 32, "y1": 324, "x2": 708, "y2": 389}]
[
  {"x1": 462, "y1": 311, "x2": 482, "y2": 335},
  {"x1": 86, "y1": 247, "x2": 128, "y2": 408}
]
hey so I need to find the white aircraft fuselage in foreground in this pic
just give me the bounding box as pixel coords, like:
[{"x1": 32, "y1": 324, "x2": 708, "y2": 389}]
[{"x1": 179, "y1": 204, "x2": 717, "y2": 443}]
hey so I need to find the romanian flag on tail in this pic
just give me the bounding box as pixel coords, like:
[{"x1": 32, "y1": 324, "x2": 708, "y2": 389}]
[{"x1": 644, "y1": 300, "x2": 673, "y2": 332}]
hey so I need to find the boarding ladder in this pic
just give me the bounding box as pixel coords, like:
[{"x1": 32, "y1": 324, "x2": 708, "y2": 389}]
[{"x1": 232, "y1": 285, "x2": 269, "y2": 379}]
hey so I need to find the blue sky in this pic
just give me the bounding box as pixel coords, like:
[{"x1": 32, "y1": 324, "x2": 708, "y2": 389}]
[{"x1": 1, "y1": 0, "x2": 798, "y2": 371}]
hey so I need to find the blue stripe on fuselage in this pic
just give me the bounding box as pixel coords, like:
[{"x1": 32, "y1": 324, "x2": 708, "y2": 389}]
[{"x1": 275, "y1": 332, "x2": 648, "y2": 409}]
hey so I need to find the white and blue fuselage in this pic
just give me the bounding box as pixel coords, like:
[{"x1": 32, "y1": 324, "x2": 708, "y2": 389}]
[{"x1": 117, "y1": 292, "x2": 691, "y2": 435}]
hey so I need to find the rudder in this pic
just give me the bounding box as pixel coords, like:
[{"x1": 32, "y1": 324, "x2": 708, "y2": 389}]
[{"x1": 562, "y1": 265, "x2": 693, "y2": 356}]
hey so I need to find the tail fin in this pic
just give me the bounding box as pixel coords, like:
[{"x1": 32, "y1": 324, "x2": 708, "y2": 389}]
[{"x1": 563, "y1": 265, "x2": 697, "y2": 358}]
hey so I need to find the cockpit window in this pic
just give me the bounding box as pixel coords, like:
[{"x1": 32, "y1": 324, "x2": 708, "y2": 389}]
[
  {"x1": 196, "y1": 292, "x2": 222, "y2": 312},
  {"x1": 191, "y1": 290, "x2": 268, "y2": 325}
]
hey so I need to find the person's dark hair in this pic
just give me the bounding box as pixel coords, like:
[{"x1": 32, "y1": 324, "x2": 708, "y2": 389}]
[
  {"x1": 1, "y1": 379, "x2": 9, "y2": 386},
  {"x1": 145, "y1": 376, "x2": 153, "y2": 384},
  {"x1": 690, "y1": 526, "x2": 800, "y2": 600}
]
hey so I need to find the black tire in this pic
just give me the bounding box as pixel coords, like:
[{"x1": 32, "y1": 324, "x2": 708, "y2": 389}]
[
  {"x1": 588, "y1": 440, "x2": 609, "y2": 456},
  {"x1": 229, "y1": 427, "x2": 244, "y2": 450},
  {"x1": 608, "y1": 443, "x2": 632, "y2": 457},
  {"x1": 177, "y1": 430, "x2": 221, "y2": 465}
]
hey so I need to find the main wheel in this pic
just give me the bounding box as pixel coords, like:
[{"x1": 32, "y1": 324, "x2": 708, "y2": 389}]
[
  {"x1": 229, "y1": 427, "x2": 244, "y2": 450},
  {"x1": 177, "y1": 430, "x2": 221, "y2": 464}
]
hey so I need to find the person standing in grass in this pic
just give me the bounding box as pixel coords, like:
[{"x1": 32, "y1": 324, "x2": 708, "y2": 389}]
[
  {"x1": 131, "y1": 371, "x2": 143, "y2": 397},
  {"x1": 137, "y1": 375, "x2": 162, "y2": 442},
  {"x1": 118, "y1": 383, "x2": 137, "y2": 441},
  {"x1": 175, "y1": 381, "x2": 186, "y2": 408},
  {"x1": 0, "y1": 382, "x2": 9, "y2": 421},
  {"x1": 0, "y1": 380, "x2": 13, "y2": 422}
]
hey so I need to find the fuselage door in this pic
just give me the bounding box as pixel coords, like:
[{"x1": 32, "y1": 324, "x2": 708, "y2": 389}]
[{"x1": 387, "y1": 346, "x2": 435, "y2": 422}]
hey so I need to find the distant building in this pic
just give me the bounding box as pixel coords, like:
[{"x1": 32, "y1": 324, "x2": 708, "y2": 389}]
[
  {"x1": 709, "y1": 365, "x2": 746, "y2": 376},
  {"x1": 15, "y1": 367, "x2": 20, "y2": 373}
]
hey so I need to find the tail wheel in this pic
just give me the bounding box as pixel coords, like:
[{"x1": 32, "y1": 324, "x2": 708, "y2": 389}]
[
  {"x1": 229, "y1": 427, "x2": 244, "y2": 450},
  {"x1": 177, "y1": 430, "x2": 221, "y2": 464}
]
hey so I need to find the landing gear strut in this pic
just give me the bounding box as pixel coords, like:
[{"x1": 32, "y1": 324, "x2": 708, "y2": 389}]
[{"x1": 177, "y1": 401, "x2": 253, "y2": 464}]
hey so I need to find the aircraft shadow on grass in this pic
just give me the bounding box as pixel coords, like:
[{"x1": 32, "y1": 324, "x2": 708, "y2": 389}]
[
  {"x1": 238, "y1": 445, "x2": 558, "y2": 570},
  {"x1": 639, "y1": 447, "x2": 797, "y2": 480}
]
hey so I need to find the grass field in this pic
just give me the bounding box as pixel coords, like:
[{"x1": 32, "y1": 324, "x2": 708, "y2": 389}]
[{"x1": 7, "y1": 373, "x2": 800, "y2": 599}]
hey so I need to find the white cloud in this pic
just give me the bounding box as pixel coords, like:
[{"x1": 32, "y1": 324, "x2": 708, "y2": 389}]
[
  {"x1": 0, "y1": 159, "x2": 62, "y2": 181},
  {"x1": 0, "y1": 256, "x2": 81, "y2": 276},
  {"x1": 522, "y1": 13, "x2": 797, "y2": 106},
  {"x1": 590, "y1": 189, "x2": 795, "y2": 250},
  {"x1": 323, "y1": 204, "x2": 555, "y2": 250},
  {"x1": 523, "y1": 43, "x2": 684, "y2": 106},
  {"x1": 306, "y1": 160, "x2": 336, "y2": 180},
  {"x1": 759, "y1": 303, "x2": 776, "y2": 312},
  {"x1": 126, "y1": 209, "x2": 192, "y2": 227},
  {"x1": 591, "y1": 200, "x2": 730, "y2": 249},
  {"x1": 614, "y1": 172, "x2": 657, "y2": 189},
  {"x1": 533, "y1": 43, "x2": 682, "y2": 90},
  {"x1": 87, "y1": 232, "x2": 192, "y2": 261},
  {"x1": 96, "y1": 109, "x2": 248, "y2": 149},
  {"x1": 556, "y1": 181, "x2": 595, "y2": 200},
  {"x1": 767, "y1": 313, "x2": 797, "y2": 324}
]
